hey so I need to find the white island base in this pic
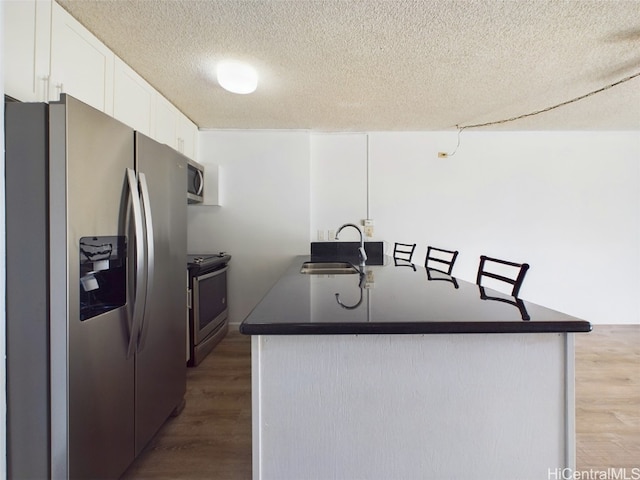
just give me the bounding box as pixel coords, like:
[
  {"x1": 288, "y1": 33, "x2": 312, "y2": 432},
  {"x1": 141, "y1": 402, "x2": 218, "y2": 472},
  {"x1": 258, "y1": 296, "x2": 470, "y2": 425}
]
[{"x1": 251, "y1": 333, "x2": 575, "y2": 480}]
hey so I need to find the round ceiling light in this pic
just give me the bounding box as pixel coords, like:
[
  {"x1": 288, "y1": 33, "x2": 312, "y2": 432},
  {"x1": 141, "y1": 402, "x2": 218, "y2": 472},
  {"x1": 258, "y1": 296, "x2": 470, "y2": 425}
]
[{"x1": 216, "y1": 60, "x2": 258, "y2": 94}]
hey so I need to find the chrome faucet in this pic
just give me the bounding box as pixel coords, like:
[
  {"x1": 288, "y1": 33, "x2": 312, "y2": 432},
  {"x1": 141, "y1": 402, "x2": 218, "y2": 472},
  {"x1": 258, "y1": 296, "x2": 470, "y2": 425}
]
[{"x1": 335, "y1": 223, "x2": 367, "y2": 268}]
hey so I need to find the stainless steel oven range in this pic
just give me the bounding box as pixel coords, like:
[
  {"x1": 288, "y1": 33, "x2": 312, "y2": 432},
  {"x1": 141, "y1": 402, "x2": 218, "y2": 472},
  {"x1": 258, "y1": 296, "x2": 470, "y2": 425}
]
[{"x1": 187, "y1": 253, "x2": 231, "y2": 366}]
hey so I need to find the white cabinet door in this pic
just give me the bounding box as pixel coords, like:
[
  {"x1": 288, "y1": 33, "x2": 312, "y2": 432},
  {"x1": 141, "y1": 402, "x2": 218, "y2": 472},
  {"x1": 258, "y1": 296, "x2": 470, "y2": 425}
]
[
  {"x1": 177, "y1": 114, "x2": 198, "y2": 160},
  {"x1": 3, "y1": 0, "x2": 51, "y2": 102},
  {"x1": 113, "y1": 57, "x2": 155, "y2": 136},
  {"x1": 154, "y1": 95, "x2": 198, "y2": 161},
  {"x1": 49, "y1": 2, "x2": 114, "y2": 114},
  {"x1": 154, "y1": 94, "x2": 178, "y2": 150}
]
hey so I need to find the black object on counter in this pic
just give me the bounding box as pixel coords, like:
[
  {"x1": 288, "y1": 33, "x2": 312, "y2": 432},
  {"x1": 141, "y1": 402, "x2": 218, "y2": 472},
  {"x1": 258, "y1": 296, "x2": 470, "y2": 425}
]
[{"x1": 311, "y1": 241, "x2": 384, "y2": 265}]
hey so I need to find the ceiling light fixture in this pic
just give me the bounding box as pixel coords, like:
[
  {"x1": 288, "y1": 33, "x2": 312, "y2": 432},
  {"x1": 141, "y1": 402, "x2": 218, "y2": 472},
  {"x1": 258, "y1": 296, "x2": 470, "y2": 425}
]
[{"x1": 216, "y1": 60, "x2": 258, "y2": 94}]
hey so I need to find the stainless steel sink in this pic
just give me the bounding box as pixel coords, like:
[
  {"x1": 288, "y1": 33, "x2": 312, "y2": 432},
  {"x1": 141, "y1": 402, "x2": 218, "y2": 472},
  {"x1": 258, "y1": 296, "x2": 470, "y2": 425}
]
[{"x1": 300, "y1": 262, "x2": 359, "y2": 275}]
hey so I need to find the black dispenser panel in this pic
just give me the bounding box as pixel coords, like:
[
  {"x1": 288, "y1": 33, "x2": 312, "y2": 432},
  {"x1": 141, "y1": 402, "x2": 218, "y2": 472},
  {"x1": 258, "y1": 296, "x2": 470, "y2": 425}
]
[{"x1": 79, "y1": 236, "x2": 126, "y2": 321}]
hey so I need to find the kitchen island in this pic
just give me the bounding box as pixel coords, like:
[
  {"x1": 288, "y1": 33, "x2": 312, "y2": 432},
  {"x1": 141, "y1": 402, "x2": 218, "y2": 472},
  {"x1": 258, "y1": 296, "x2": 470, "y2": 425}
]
[{"x1": 240, "y1": 255, "x2": 591, "y2": 480}]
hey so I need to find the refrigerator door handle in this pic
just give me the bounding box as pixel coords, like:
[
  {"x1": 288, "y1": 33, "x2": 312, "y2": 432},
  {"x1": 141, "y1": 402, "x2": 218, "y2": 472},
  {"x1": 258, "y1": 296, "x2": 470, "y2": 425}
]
[
  {"x1": 126, "y1": 168, "x2": 147, "y2": 359},
  {"x1": 136, "y1": 172, "x2": 155, "y2": 352}
]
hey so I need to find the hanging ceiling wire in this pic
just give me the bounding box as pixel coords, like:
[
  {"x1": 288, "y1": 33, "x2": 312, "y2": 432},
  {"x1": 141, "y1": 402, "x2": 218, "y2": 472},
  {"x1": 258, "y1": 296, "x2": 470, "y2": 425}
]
[
  {"x1": 441, "y1": 71, "x2": 640, "y2": 157},
  {"x1": 443, "y1": 125, "x2": 466, "y2": 157},
  {"x1": 459, "y1": 71, "x2": 640, "y2": 130}
]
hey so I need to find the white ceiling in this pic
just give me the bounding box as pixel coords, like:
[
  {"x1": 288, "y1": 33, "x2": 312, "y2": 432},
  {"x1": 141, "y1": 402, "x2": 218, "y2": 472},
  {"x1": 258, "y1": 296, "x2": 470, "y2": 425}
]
[{"x1": 56, "y1": 0, "x2": 640, "y2": 131}]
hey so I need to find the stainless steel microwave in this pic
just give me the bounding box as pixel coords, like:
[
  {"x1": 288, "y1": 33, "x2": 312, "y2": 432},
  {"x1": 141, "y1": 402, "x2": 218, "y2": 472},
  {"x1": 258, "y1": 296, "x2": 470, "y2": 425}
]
[{"x1": 187, "y1": 159, "x2": 204, "y2": 204}]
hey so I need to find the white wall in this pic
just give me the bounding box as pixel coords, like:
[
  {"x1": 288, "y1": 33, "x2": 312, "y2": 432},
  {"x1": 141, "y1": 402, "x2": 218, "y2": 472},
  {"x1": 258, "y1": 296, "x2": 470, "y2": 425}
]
[
  {"x1": 188, "y1": 131, "x2": 310, "y2": 325},
  {"x1": 310, "y1": 133, "x2": 368, "y2": 241},
  {"x1": 312, "y1": 131, "x2": 639, "y2": 325}
]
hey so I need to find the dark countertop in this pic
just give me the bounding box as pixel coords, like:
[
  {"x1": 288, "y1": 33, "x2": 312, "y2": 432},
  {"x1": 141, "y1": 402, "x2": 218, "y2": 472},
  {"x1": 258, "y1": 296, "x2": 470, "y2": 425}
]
[{"x1": 239, "y1": 256, "x2": 592, "y2": 335}]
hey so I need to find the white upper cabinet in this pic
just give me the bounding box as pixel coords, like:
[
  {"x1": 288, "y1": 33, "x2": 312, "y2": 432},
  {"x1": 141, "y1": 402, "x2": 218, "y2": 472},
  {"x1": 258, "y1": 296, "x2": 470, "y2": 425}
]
[
  {"x1": 177, "y1": 114, "x2": 198, "y2": 160},
  {"x1": 49, "y1": 1, "x2": 114, "y2": 115},
  {"x1": 3, "y1": 0, "x2": 51, "y2": 102},
  {"x1": 113, "y1": 57, "x2": 155, "y2": 136},
  {"x1": 154, "y1": 94, "x2": 199, "y2": 160},
  {"x1": 154, "y1": 94, "x2": 178, "y2": 150},
  {"x1": 4, "y1": 0, "x2": 199, "y2": 160}
]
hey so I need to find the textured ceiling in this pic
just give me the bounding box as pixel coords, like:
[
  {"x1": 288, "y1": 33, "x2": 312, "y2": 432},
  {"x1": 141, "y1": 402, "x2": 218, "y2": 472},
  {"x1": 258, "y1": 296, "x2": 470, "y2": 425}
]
[{"x1": 56, "y1": 0, "x2": 640, "y2": 131}]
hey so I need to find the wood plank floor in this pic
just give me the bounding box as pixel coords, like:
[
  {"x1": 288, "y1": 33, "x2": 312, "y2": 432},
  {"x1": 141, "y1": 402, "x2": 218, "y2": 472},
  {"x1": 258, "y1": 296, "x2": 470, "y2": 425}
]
[
  {"x1": 575, "y1": 325, "x2": 640, "y2": 469},
  {"x1": 122, "y1": 331, "x2": 252, "y2": 479},
  {"x1": 122, "y1": 325, "x2": 639, "y2": 479}
]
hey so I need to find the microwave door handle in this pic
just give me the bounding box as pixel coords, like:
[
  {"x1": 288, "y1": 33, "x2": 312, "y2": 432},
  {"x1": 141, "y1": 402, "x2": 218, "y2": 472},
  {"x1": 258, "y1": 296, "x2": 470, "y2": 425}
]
[
  {"x1": 126, "y1": 168, "x2": 147, "y2": 359},
  {"x1": 136, "y1": 172, "x2": 154, "y2": 353},
  {"x1": 196, "y1": 169, "x2": 204, "y2": 196}
]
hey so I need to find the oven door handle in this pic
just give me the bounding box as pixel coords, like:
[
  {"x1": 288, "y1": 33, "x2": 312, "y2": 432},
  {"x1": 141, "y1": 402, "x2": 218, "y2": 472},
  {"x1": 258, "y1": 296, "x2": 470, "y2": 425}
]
[{"x1": 195, "y1": 265, "x2": 229, "y2": 282}]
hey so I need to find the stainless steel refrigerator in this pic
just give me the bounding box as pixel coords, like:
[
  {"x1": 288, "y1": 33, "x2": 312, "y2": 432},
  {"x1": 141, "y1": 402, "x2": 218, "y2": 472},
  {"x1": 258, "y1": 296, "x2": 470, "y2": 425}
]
[{"x1": 6, "y1": 94, "x2": 187, "y2": 479}]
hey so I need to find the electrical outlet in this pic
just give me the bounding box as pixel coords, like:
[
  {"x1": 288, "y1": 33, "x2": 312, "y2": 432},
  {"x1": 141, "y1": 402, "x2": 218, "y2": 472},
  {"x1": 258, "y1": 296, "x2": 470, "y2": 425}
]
[
  {"x1": 328, "y1": 229, "x2": 335, "y2": 241},
  {"x1": 317, "y1": 229, "x2": 325, "y2": 241},
  {"x1": 364, "y1": 225, "x2": 374, "y2": 237},
  {"x1": 438, "y1": 152, "x2": 449, "y2": 158},
  {"x1": 364, "y1": 270, "x2": 375, "y2": 289}
]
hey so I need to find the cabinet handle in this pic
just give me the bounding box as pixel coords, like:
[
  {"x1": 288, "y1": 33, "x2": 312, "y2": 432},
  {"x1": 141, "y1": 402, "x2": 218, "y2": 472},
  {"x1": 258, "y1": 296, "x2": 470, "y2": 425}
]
[
  {"x1": 39, "y1": 76, "x2": 50, "y2": 102},
  {"x1": 55, "y1": 82, "x2": 64, "y2": 100}
]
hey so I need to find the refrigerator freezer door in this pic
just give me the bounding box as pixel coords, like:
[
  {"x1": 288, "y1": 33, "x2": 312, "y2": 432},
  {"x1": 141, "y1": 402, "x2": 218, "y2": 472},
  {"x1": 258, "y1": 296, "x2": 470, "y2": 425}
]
[
  {"x1": 6, "y1": 103, "x2": 51, "y2": 479},
  {"x1": 134, "y1": 132, "x2": 188, "y2": 455},
  {"x1": 49, "y1": 95, "x2": 136, "y2": 479}
]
